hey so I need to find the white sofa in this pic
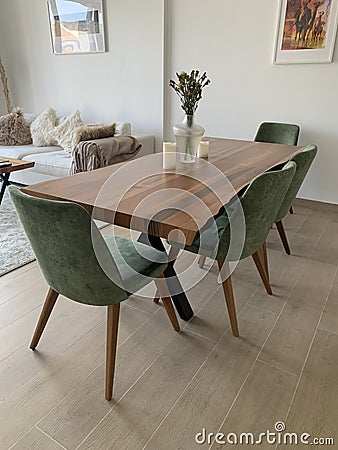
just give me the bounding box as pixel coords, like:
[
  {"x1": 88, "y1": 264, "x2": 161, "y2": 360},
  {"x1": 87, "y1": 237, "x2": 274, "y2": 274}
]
[{"x1": 0, "y1": 114, "x2": 155, "y2": 185}]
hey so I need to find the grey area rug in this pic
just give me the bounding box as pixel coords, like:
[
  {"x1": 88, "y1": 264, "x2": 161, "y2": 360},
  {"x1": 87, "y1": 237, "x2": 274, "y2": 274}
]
[
  {"x1": 0, "y1": 191, "x2": 35, "y2": 276},
  {"x1": 0, "y1": 190, "x2": 110, "y2": 277}
]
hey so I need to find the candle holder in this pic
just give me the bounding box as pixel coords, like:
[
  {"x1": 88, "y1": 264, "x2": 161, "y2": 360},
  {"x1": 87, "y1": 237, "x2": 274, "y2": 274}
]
[
  {"x1": 198, "y1": 141, "x2": 209, "y2": 158},
  {"x1": 163, "y1": 142, "x2": 176, "y2": 170}
]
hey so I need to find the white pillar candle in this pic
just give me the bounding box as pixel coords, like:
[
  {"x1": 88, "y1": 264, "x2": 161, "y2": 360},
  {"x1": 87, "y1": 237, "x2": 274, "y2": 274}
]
[
  {"x1": 198, "y1": 141, "x2": 209, "y2": 158},
  {"x1": 163, "y1": 142, "x2": 176, "y2": 170}
]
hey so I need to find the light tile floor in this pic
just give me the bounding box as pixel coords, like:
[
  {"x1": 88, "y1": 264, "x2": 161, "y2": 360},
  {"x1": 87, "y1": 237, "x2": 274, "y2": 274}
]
[{"x1": 0, "y1": 199, "x2": 337, "y2": 450}]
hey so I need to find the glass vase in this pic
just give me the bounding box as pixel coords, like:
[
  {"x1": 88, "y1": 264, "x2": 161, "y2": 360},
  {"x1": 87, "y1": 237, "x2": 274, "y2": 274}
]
[{"x1": 173, "y1": 114, "x2": 205, "y2": 163}]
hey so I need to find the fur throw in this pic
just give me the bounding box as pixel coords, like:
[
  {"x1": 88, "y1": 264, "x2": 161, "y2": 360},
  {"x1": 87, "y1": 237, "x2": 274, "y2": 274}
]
[
  {"x1": 72, "y1": 123, "x2": 116, "y2": 148},
  {"x1": 0, "y1": 108, "x2": 32, "y2": 146}
]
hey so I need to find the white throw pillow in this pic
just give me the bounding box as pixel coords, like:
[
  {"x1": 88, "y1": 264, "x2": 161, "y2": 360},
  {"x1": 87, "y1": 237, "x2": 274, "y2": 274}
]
[
  {"x1": 53, "y1": 111, "x2": 85, "y2": 152},
  {"x1": 30, "y1": 108, "x2": 58, "y2": 146},
  {"x1": 115, "y1": 122, "x2": 132, "y2": 136}
]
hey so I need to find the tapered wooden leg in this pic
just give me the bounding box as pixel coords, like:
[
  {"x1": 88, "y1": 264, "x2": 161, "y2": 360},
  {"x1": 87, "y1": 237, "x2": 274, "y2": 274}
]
[
  {"x1": 276, "y1": 220, "x2": 291, "y2": 255},
  {"x1": 217, "y1": 260, "x2": 239, "y2": 337},
  {"x1": 155, "y1": 274, "x2": 180, "y2": 332},
  {"x1": 162, "y1": 298, "x2": 180, "y2": 332},
  {"x1": 168, "y1": 246, "x2": 180, "y2": 261},
  {"x1": 154, "y1": 246, "x2": 181, "y2": 304},
  {"x1": 198, "y1": 256, "x2": 206, "y2": 268},
  {"x1": 252, "y1": 250, "x2": 273, "y2": 295},
  {"x1": 106, "y1": 303, "x2": 120, "y2": 401},
  {"x1": 30, "y1": 288, "x2": 59, "y2": 350},
  {"x1": 289, "y1": 206, "x2": 294, "y2": 214},
  {"x1": 261, "y1": 241, "x2": 269, "y2": 282},
  {"x1": 153, "y1": 289, "x2": 161, "y2": 304}
]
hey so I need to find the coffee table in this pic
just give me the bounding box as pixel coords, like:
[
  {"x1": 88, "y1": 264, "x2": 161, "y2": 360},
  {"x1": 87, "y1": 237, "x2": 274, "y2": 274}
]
[{"x1": 0, "y1": 157, "x2": 34, "y2": 205}]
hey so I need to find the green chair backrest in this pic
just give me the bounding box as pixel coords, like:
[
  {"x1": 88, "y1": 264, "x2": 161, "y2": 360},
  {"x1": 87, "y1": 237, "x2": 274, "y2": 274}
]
[
  {"x1": 275, "y1": 145, "x2": 317, "y2": 222},
  {"x1": 218, "y1": 161, "x2": 296, "y2": 261},
  {"x1": 9, "y1": 186, "x2": 128, "y2": 306},
  {"x1": 255, "y1": 122, "x2": 300, "y2": 146}
]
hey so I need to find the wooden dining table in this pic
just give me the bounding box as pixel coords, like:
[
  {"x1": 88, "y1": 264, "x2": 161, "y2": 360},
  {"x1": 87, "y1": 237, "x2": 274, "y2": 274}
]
[{"x1": 23, "y1": 137, "x2": 304, "y2": 320}]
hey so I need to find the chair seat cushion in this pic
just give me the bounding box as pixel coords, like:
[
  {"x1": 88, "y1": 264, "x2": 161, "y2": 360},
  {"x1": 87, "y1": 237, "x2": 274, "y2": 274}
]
[{"x1": 104, "y1": 236, "x2": 168, "y2": 293}]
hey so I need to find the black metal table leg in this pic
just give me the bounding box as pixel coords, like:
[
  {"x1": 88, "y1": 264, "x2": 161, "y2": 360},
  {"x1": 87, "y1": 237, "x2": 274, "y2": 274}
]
[
  {"x1": 0, "y1": 173, "x2": 10, "y2": 205},
  {"x1": 138, "y1": 233, "x2": 194, "y2": 321}
]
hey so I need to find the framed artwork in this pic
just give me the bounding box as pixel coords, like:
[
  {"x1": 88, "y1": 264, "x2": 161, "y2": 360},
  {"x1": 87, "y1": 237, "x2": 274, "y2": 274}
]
[
  {"x1": 274, "y1": 0, "x2": 338, "y2": 63},
  {"x1": 47, "y1": 0, "x2": 105, "y2": 54}
]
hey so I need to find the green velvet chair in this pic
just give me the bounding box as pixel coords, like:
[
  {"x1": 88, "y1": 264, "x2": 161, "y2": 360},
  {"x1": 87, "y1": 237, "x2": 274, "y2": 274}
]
[
  {"x1": 196, "y1": 122, "x2": 300, "y2": 274},
  {"x1": 254, "y1": 121, "x2": 300, "y2": 215},
  {"x1": 9, "y1": 186, "x2": 180, "y2": 400},
  {"x1": 168, "y1": 162, "x2": 296, "y2": 337},
  {"x1": 254, "y1": 122, "x2": 300, "y2": 146},
  {"x1": 274, "y1": 145, "x2": 317, "y2": 255}
]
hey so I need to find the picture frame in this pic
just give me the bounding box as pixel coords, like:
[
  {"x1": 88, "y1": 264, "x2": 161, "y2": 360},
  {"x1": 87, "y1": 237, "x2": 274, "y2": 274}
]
[
  {"x1": 47, "y1": 0, "x2": 106, "y2": 55},
  {"x1": 274, "y1": 0, "x2": 338, "y2": 64}
]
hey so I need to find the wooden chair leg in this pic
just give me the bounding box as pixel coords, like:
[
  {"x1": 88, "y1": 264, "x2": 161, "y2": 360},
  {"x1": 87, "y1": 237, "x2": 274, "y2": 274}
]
[
  {"x1": 289, "y1": 206, "x2": 294, "y2": 214},
  {"x1": 30, "y1": 287, "x2": 59, "y2": 350},
  {"x1": 161, "y1": 298, "x2": 180, "y2": 332},
  {"x1": 261, "y1": 241, "x2": 269, "y2": 282},
  {"x1": 217, "y1": 261, "x2": 239, "y2": 337},
  {"x1": 276, "y1": 220, "x2": 291, "y2": 255},
  {"x1": 168, "y1": 246, "x2": 180, "y2": 261},
  {"x1": 155, "y1": 274, "x2": 180, "y2": 332},
  {"x1": 198, "y1": 256, "x2": 206, "y2": 268},
  {"x1": 106, "y1": 303, "x2": 120, "y2": 401},
  {"x1": 153, "y1": 246, "x2": 180, "y2": 304},
  {"x1": 252, "y1": 250, "x2": 273, "y2": 295},
  {"x1": 153, "y1": 288, "x2": 161, "y2": 304}
]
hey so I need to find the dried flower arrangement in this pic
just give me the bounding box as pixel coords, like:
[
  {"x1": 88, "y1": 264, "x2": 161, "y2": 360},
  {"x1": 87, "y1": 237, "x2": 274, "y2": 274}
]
[{"x1": 169, "y1": 70, "x2": 211, "y2": 116}]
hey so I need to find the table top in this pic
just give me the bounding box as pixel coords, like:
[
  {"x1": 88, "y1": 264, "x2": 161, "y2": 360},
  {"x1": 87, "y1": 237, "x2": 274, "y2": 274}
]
[
  {"x1": 0, "y1": 156, "x2": 34, "y2": 175},
  {"x1": 22, "y1": 137, "x2": 303, "y2": 245}
]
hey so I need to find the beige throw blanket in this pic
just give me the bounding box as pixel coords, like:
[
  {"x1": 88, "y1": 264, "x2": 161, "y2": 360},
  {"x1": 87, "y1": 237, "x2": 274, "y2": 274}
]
[{"x1": 70, "y1": 136, "x2": 142, "y2": 174}]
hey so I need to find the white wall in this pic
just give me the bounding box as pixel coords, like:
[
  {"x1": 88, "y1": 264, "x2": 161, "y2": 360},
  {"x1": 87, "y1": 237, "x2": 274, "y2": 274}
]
[
  {"x1": 1, "y1": 0, "x2": 337, "y2": 203},
  {"x1": 169, "y1": 0, "x2": 338, "y2": 204},
  {"x1": 0, "y1": 0, "x2": 164, "y2": 144}
]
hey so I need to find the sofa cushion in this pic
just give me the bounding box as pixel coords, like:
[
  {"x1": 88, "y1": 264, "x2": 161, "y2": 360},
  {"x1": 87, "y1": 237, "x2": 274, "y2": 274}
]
[
  {"x1": 53, "y1": 111, "x2": 85, "y2": 152},
  {"x1": 23, "y1": 151, "x2": 71, "y2": 178},
  {"x1": 30, "y1": 108, "x2": 58, "y2": 146},
  {"x1": 0, "y1": 144, "x2": 62, "y2": 160},
  {"x1": 0, "y1": 109, "x2": 32, "y2": 146}
]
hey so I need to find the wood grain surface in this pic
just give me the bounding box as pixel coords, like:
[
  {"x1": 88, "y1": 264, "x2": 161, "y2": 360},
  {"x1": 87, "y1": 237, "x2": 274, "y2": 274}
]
[
  {"x1": 0, "y1": 156, "x2": 34, "y2": 174},
  {"x1": 23, "y1": 138, "x2": 303, "y2": 245}
]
